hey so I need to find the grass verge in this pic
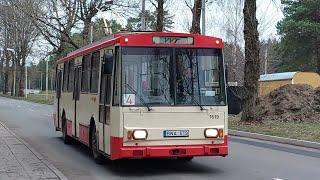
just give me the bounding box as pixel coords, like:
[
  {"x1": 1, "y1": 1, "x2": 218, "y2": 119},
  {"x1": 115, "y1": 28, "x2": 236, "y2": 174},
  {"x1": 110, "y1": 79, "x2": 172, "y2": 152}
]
[
  {"x1": 229, "y1": 116, "x2": 320, "y2": 143},
  {"x1": 0, "y1": 93, "x2": 54, "y2": 105}
]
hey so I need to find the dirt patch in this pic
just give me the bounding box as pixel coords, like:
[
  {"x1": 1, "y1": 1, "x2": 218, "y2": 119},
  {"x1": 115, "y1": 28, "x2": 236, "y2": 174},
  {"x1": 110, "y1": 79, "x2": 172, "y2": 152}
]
[{"x1": 256, "y1": 84, "x2": 320, "y2": 122}]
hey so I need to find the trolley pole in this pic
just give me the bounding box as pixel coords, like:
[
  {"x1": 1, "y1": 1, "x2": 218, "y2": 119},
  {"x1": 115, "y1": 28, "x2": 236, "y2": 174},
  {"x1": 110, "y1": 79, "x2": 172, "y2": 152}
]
[
  {"x1": 90, "y1": 24, "x2": 93, "y2": 43},
  {"x1": 141, "y1": 0, "x2": 146, "y2": 31},
  {"x1": 201, "y1": 0, "x2": 205, "y2": 35}
]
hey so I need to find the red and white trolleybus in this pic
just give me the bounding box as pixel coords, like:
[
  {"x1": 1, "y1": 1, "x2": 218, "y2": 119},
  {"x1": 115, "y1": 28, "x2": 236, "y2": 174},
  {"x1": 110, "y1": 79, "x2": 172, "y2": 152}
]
[{"x1": 53, "y1": 32, "x2": 228, "y2": 163}]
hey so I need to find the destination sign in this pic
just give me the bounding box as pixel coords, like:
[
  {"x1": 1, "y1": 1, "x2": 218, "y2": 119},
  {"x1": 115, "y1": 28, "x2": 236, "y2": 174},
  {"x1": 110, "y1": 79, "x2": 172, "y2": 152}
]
[{"x1": 153, "y1": 36, "x2": 194, "y2": 45}]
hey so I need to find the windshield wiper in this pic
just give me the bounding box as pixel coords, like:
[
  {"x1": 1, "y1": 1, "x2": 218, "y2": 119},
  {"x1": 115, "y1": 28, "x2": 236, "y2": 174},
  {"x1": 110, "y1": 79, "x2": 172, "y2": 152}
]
[
  {"x1": 125, "y1": 83, "x2": 152, "y2": 111},
  {"x1": 181, "y1": 78, "x2": 206, "y2": 111},
  {"x1": 184, "y1": 90, "x2": 206, "y2": 111}
]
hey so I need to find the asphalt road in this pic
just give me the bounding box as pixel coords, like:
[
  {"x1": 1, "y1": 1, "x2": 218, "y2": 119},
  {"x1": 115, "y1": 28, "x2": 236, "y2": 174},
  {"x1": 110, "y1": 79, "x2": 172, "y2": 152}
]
[{"x1": 0, "y1": 96, "x2": 319, "y2": 180}]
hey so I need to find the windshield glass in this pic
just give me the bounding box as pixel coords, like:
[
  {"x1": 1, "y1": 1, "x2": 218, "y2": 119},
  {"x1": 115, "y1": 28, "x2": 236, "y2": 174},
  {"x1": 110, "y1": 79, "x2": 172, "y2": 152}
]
[{"x1": 121, "y1": 47, "x2": 226, "y2": 106}]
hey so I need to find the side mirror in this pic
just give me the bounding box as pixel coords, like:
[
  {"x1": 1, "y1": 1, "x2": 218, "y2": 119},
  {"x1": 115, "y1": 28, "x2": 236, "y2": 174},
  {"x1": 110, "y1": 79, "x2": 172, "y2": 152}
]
[
  {"x1": 225, "y1": 66, "x2": 229, "y2": 86},
  {"x1": 103, "y1": 54, "x2": 113, "y2": 74}
]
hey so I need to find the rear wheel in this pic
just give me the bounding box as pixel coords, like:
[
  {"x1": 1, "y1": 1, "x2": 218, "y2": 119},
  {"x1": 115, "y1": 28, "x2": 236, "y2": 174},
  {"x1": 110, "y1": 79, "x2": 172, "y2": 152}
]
[
  {"x1": 90, "y1": 125, "x2": 105, "y2": 164},
  {"x1": 62, "y1": 115, "x2": 72, "y2": 144}
]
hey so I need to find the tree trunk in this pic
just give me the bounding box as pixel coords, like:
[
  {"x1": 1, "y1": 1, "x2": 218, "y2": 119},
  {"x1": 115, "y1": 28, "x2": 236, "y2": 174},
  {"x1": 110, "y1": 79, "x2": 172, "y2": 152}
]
[
  {"x1": 0, "y1": 53, "x2": 3, "y2": 90},
  {"x1": 156, "y1": 0, "x2": 164, "y2": 32},
  {"x1": 82, "y1": 19, "x2": 92, "y2": 46},
  {"x1": 11, "y1": 56, "x2": 16, "y2": 96},
  {"x1": 316, "y1": 41, "x2": 320, "y2": 74},
  {"x1": 190, "y1": 0, "x2": 202, "y2": 34},
  {"x1": 241, "y1": 0, "x2": 260, "y2": 122},
  {"x1": 3, "y1": 51, "x2": 10, "y2": 95},
  {"x1": 18, "y1": 58, "x2": 26, "y2": 97}
]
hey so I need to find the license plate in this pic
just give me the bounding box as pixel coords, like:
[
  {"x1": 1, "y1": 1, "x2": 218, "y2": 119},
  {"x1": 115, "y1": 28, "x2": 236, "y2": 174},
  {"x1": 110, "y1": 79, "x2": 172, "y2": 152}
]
[{"x1": 163, "y1": 130, "x2": 189, "y2": 137}]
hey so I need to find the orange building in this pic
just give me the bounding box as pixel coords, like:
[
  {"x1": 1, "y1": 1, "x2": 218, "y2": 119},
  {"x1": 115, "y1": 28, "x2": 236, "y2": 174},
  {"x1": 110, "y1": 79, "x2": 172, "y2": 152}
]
[{"x1": 259, "y1": 72, "x2": 320, "y2": 96}]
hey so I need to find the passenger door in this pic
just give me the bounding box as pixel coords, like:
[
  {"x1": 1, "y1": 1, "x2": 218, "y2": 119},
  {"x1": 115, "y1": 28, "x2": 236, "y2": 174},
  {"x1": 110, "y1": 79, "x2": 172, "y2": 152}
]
[
  {"x1": 73, "y1": 66, "x2": 82, "y2": 137},
  {"x1": 98, "y1": 49, "x2": 114, "y2": 154}
]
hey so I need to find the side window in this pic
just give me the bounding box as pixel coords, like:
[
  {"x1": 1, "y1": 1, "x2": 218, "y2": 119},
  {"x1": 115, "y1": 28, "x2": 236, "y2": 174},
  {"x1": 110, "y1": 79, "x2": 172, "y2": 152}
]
[
  {"x1": 113, "y1": 47, "x2": 119, "y2": 105},
  {"x1": 81, "y1": 54, "x2": 91, "y2": 92},
  {"x1": 90, "y1": 51, "x2": 100, "y2": 93},
  {"x1": 63, "y1": 62, "x2": 69, "y2": 92},
  {"x1": 68, "y1": 60, "x2": 74, "y2": 92}
]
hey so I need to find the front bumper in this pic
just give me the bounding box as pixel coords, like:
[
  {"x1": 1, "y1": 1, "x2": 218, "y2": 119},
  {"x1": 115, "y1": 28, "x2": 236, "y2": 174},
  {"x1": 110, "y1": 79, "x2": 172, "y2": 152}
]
[{"x1": 111, "y1": 135, "x2": 228, "y2": 160}]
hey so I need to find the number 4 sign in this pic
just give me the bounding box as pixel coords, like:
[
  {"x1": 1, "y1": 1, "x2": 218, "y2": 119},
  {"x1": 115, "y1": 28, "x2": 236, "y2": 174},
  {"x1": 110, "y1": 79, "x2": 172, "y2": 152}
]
[{"x1": 123, "y1": 94, "x2": 136, "y2": 105}]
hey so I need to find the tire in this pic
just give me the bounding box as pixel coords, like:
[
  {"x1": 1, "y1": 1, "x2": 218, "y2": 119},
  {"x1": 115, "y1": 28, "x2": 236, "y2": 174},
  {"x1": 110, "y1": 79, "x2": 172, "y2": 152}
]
[
  {"x1": 90, "y1": 125, "x2": 105, "y2": 164},
  {"x1": 177, "y1": 157, "x2": 193, "y2": 162},
  {"x1": 62, "y1": 115, "x2": 72, "y2": 144}
]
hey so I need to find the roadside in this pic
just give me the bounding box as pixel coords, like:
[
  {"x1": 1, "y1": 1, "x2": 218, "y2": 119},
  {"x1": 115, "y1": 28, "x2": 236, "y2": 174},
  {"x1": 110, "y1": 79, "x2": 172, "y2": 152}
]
[
  {"x1": 0, "y1": 92, "x2": 54, "y2": 105},
  {"x1": 229, "y1": 84, "x2": 320, "y2": 144},
  {"x1": 0, "y1": 121, "x2": 68, "y2": 180},
  {"x1": 229, "y1": 116, "x2": 320, "y2": 143}
]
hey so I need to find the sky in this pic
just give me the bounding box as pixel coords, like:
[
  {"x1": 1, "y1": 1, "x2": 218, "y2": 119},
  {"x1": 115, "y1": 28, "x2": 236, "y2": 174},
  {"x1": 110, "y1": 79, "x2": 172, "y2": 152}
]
[
  {"x1": 102, "y1": 0, "x2": 284, "y2": 40},
  {"x1": 29, "y1": 0, "x2": 284, "y2": 64}
]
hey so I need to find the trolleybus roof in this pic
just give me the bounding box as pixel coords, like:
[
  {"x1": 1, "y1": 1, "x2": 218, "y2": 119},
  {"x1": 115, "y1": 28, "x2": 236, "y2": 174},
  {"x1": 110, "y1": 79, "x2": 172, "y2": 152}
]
[{"x1": 57, "y1": 32, "x2": 224, "y2": 64}]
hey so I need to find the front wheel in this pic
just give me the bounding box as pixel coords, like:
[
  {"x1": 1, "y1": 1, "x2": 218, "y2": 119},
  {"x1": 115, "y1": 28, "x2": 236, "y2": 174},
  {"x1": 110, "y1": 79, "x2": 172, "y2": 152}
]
[{"x1": 90, "y1": 125, "x2": 105, "y2": 164}]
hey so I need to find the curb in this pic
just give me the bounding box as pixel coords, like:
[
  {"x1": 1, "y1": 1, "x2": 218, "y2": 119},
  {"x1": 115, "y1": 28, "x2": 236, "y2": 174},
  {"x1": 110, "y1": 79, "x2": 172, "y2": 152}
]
[
  {"x1": 0, "y1": 121, "x2": 69, "y2": 180},
  {"x1": 229, "y1": 130, "x2": 320, "y2": 150}
]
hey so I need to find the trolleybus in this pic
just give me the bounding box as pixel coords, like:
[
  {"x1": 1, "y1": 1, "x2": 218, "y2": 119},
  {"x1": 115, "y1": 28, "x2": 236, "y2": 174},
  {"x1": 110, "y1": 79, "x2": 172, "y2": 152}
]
[{"x1": 53, "y1": 32, "x2": 228, "y2": 163}]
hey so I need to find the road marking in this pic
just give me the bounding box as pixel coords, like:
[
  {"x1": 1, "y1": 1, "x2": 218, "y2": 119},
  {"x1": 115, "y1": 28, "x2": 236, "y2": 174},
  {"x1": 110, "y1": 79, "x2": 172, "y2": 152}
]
[{"x1": 273, "y1": 178, "x2": 285, "y2": 180}]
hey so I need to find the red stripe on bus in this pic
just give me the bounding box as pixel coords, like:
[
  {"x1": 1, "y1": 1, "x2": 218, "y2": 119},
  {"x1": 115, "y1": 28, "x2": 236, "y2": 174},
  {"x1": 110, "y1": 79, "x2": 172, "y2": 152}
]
[
  {"x1": 67, "y1": 120, "x2": 73, "y2": 136},
  {"x1": 79, "y1": 124, "x2": 89, "y2": 146},
  {"x1": 110, "y1": 135, "x2": 228, "y2": 160}
]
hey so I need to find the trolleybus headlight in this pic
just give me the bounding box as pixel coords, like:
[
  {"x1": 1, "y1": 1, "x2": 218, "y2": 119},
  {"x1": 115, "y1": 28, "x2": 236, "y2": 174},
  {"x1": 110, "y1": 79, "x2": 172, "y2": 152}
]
[
  {"x1": 204, "y1": 128, "x2": 219, "y2": 138},
  {"x1": 132, "y1": 129, "x2": 148, "y2": 140}
]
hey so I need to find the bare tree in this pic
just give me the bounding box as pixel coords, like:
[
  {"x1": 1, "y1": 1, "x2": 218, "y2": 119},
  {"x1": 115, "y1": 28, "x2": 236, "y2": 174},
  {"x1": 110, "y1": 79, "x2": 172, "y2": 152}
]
[
  {"x1": 77, "y1": 0, "x2": 139, "y2": 45},
  {"x1": 148, "y1": 0, "x2": 165, "y2": 31},
  {"x1": 76, "y1": 0, "x2": 110, "y2": 45},
  {"x1": 25, "y1": 0, "x2": 79, "y2": 59},
  {"x1": 0, "y1": 1, "x2": 15, "y2": 95},
  {"x1": 217, "y1": 0, "x2": 245, "y2": 84},
  {"x1": 185, "y1": 0, "x2": 202, "y2": 34},
  {"x1": 241, "y1": 0, "x2": 260, "y2": 121},
  {"x1": 0, "y1": 0, "x2": 40, "y2": 96}
]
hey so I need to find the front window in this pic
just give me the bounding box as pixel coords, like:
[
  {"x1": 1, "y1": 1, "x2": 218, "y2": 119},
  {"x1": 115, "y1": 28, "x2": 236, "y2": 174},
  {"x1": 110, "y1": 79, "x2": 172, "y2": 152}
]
[{"x1": 121, "y1": 47, "x2": 226, "y2": 106}]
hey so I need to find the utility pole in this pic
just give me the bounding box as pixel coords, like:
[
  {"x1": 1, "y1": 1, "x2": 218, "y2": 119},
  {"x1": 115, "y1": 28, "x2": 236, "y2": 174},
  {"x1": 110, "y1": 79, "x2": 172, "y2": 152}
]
[
  {"x1": 264, "y1": 47, "x2": 268, "y2": 75},
  {"x1": 25, "y1": 63, "x2": 27, "y2": 98},
  {"x1": 201, "y1": 0, "x2": 205, "y2": 35},
  {"x1": 46, "y1": 57, "x2": 49, "y2": 100},
  {"x1": 141, "y1": 0, "x2": 146, "y2": 31},
  {"x1": 12, "y1": 57, "x2": 16, "y2": 96},
  {"x1": 40, "y1": 72, "x2": 43, "y2": 91}
]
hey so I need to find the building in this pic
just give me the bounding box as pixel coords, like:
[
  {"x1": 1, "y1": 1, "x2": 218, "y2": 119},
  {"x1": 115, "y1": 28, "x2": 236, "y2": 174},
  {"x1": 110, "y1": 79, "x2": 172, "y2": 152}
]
[{"x1": 259, "y1": 72, "x2": 320, "y2": 96}]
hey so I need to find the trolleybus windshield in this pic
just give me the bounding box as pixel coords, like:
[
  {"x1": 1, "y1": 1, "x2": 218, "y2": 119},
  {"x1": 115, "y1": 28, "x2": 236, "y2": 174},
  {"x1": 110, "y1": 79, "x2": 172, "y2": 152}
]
[{"x1": 121, "y1": 47, "x2": 226, "y2": 107}]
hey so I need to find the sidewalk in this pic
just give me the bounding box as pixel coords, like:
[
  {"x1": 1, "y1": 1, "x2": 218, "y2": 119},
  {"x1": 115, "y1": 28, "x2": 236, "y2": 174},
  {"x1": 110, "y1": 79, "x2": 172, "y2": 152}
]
[{"x1": 0, "y1": 121, "x2": 67, "y2": 180}]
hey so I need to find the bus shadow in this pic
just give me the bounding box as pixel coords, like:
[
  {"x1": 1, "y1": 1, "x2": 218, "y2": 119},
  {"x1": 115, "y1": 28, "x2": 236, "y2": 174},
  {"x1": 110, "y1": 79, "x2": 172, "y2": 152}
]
[
  {"x1": 104, "y1": 158, "x2": 224, "y2": 177},
  {"x1": 56, "y1": 136, "x2": 92, "y2": 157},
  {"x1": 56, "y1": 137, "x2": 224, "y2": 177}
]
